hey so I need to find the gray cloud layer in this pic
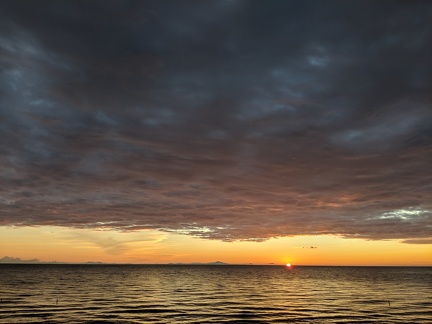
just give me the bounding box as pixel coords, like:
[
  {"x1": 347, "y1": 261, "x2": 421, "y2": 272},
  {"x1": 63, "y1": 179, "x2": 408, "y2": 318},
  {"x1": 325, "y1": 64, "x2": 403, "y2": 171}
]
[{"x1": 1, "y1": 0, "x2": 431, "y2": 242}]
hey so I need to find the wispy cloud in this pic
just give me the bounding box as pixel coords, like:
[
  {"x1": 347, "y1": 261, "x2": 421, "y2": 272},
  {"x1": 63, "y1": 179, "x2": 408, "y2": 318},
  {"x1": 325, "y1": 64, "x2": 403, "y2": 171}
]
[{"x1": 59, "y1": 229, "x2": 168, "y2": 255}]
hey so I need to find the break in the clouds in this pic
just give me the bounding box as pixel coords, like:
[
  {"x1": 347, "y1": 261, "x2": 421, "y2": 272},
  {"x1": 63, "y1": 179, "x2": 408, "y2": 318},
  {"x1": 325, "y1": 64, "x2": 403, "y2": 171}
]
[{"x1": 1, "y1": 0, "x2": 431, "y2": 243}]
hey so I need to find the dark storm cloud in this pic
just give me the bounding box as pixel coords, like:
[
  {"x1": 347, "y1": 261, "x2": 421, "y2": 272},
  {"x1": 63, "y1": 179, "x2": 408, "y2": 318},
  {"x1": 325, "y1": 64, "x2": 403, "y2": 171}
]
[{"x1": 1, "y1": 0, "x2": 432, "y2": 243}]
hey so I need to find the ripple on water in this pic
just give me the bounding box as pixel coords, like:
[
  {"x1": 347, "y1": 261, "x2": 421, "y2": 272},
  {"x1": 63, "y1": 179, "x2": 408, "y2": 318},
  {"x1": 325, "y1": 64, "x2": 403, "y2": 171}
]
[{"x1": 0, "y1": 265, "x2": 431, "y2": 324}]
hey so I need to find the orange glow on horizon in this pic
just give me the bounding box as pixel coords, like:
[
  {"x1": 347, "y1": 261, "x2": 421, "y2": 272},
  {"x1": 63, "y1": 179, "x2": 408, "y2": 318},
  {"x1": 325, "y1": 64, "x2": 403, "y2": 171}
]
[{"x1": 0, "y1": 226, "x2": 431, "y2": 266}]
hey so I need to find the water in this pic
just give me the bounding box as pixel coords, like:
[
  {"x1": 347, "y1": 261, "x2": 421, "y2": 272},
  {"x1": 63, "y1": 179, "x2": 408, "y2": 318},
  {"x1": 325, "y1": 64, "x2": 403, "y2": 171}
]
[{"x1": 0, "y1": 265, "x2": 431, "y2": 323}]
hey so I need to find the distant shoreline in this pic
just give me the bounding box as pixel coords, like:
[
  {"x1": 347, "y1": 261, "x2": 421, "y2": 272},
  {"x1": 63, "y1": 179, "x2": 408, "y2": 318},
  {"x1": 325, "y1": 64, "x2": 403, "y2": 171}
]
[{"x1": 1, "y1": 263, "x2": 431, "y2": 267}]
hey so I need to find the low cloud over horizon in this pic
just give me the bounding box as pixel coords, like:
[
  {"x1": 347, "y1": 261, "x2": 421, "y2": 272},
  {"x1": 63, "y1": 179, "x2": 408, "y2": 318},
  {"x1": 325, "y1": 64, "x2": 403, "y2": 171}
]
[{"x1": 1, "y1": 1, "x2": 431, "y2": 243}]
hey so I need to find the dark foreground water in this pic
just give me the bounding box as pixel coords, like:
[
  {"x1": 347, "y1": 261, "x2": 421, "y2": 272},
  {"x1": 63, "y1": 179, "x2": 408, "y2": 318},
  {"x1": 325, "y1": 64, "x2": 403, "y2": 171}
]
[{"x1": 0, "y1": 265, "x2": 431, "y2": 323}]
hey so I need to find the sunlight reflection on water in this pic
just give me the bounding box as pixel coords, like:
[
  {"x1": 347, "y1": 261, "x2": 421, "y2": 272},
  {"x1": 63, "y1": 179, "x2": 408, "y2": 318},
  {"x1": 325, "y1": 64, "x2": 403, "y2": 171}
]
[{"x1": 0, "y1": 265, "x2": 431, "y2": 323}]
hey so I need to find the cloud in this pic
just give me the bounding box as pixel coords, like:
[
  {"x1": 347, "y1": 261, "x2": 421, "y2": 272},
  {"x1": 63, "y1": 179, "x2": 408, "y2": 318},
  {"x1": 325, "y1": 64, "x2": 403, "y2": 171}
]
[
  {"x1": 401, "y1": 239, "x2": 432, "y2": 245},
  {"x1": 1, "y1": 1, "x2": 431, "y2": 244},
  {"x1": 61, "y1": 229, "x2": 167, "y2": 255}
]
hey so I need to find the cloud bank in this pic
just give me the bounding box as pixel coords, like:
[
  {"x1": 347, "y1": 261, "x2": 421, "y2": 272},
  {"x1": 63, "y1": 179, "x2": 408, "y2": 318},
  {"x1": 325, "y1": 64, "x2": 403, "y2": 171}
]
[{"x1": 1, "y1": 0, "x2": 431, "y2": 243}]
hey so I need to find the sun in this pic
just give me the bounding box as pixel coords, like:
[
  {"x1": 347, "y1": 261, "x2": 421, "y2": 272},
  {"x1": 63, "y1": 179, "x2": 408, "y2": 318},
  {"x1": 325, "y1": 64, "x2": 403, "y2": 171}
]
[{"x1": 286, "y1": 263, "x2": 291, "y2": 267}]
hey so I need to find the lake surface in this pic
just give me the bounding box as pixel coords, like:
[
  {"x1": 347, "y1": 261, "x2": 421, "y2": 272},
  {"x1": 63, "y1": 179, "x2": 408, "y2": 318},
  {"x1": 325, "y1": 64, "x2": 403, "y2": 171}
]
[{"x1": 0, "y1": 264, "x2": 431, "y2": 323}]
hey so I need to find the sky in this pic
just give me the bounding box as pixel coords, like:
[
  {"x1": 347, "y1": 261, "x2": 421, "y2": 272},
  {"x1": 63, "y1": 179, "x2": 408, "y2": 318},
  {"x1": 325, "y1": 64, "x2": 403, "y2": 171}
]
[{"x1": 0, "y1": 0, "x2": 431, "y2": 265}]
